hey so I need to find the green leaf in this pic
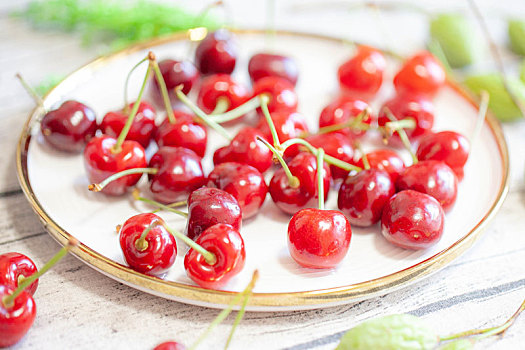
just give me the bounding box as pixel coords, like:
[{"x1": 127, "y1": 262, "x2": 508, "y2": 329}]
[
  {"x1": 520, "y1": 60, "x2": 525, "y2": 84},
  {"x1": 508, "y1": 19, "x2": 525, "y2": 56},
  {"x1": 430, "y1": 13, "x2": 480, "y2": 68},
  {"x1": 35, "y1": 74, "x2": 63, "y2": 96},
  {"x1": 335, "y1": 314, "x2": 438, "y2": 350},
  {"x1": 437, "y1": 339, "x2": 474, "y2": 350},
  {"x1": 464, "y1": 73, "x2": 525, "y2": 122}
]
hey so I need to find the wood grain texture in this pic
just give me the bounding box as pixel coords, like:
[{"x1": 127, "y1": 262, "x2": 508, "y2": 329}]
[{"x1": 1, "y1": 1, "x2": 525, "y2": 349}]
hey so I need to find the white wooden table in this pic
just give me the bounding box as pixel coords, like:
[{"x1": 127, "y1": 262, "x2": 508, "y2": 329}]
[{"x1": 1, "y1": 1, "x2": 524, "y2": 349}]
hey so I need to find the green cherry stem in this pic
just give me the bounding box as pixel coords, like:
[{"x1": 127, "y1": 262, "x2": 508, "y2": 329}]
[
  {"x1": 382, "y1": 107, "x2": 418, "y2": 164},
  {"x1": 162, "y1": 224, "x2": 216, "y2": 265},
  {"x1": 134, "y1": 220, "x2": 159, "y2": 251},
  {"x1": 211, "y1": 96, "x2": 230, "y2": 115},
  {"x1": 355, "y1": 142, "x2": 370, "y2": 170},
  {"x1": 189, "y1": 270, "x2": 259, "y2": 350},
  {"x1": 304, "y1": 108, "x2": 372, "y2": 137},
  {"x1": 317, "y1": 148, "x2": 325, "y2": 211},
  {"x1": 16, "y1": 73, "x2": 45, "y2": 108},
  {"x1": 470, "y1": 90, "x2": 490, "y2": 146},
  {"x1": 2, "y1": 237, "x2": 79, "y2": 308},
  {"x1": 223, "y1": 285, "x2": 252, "y2": 350},
  {"x1": 211, "y1": 96, "x2": 262, "y2": 123},
  {"x1": 174, "y1": 85, "x2": 232, "y2": 141},
  {"x1": 151, "y1": 200, "x2": 188, "y2": 214},
  {"x1": 123, "y1": 56, "x2": 148, "y2": 114},
  {"x1": 259, "y1": 94, "x2": 282, "y2": 149},
  {"x1": 149, "y1": 52, "x2": 176, "y2": 124},
  {"x1": 131, "y1": 189, "x2": 188, "y2": 217},
  {"x1": 257, "y1": 136, "x2": 300, "y2": 188},
  {"x1": 88, "y1": 168, "x2": 158, "y2": 192}
]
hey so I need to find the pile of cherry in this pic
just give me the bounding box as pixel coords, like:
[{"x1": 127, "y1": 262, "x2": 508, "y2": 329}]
[{"x1": 30, "y1": 30, "x2": 474, "y2": 291}]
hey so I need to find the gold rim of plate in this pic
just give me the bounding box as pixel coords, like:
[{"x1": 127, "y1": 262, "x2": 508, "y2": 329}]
[{"x1": 15, "y1": 29, "x2": 510, "y2": 310}]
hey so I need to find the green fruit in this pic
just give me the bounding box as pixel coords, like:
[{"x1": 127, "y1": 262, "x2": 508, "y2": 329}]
[
  {"x1": 335, "y1": 314, "x2": 438, "y2": 350},
  {"x1": 509, "y1": 19, "x2": 525, "y2": 56},
  {"x1": 437, "y1": 339, "x2": 474, "y2": 350},
  {"x1": 464, "y1": 73, "x2": 525, "y2": 122},
  {"x1": 430, "y1": 13, "x2": 480, "y2": 68}
]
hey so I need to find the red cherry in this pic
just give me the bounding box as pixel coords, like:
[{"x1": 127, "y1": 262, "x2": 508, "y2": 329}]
[
  {"x1": 0, "y1": 253, "x2": 38, "y2": 296},
  {"x1": 84, "y1": 135, "x2": 147, "y2": 196},
  {"x1": 119, "y1": 213, "x2": 176, "y2": 275},
  {"x1": 148, "y1": 147, "x2": 206, "y2": 204},
  {"x1": 355, "y1": 149, "x2": 405, "y2": 182},
  {"x1": 393, "y1": 51, "x2": 446, "y2": 97},
  {"x1": 154, "y1": 111, "x2": 207, "y2": 158},
  {"x1": 197, "y1": 74, "x2": 249, "y2": 114},
  {"x1": 0, "y1": 285, "x2": 36, "y2": 348},
  {"x1": 269, "y1": 152, "x2": 331, "y2": 215},
  {"x1": 207, "y1": 162, "x2": 268, "y2": 219},
  {"x1": 378, "y1": 94, "x2": 434, "y2": 142},
  {"x1": 100, "y1": 101, "x2": 157, "y2": 149},
  {"x1": 185, "y1": 187, "x2": 242, "y2": 240},
  {"x1": 288, "y1": 209, "x2": 351, "y2": 268},
  {"x1": 338, "y1": 169, "x2": 395, "y2": 227},
  {"x1": 252, "y1": 76, "x2": 298, "y2": 114},
  {"x1": 381, "y1": 190, "x2": 445, "y2": 250},
  {"x1": 184, "y1": 223, "x2": 246, "y2": 289},
  {"x1": 154, "y1": 341, "x2": 186, "y2": 350},
  {"x1": 416, "y1": 131, "x2": 470, "y2": 180},
  {"x1": 337, "y1": 46, "x2": 386, "y2": 100},
  {"x1": 304, "y1": 133, "x2": 355, "y2": 180},
  {"x1": 318, "y1": 96, "x2": 373, "y2": 138},
  {"x1": 248, "y1": 53, "x2": 299, "y2": 85},
  {"x1": 155, "y1": 59, "x2": 199, "y2": 95},
  {"x1": 195, "y1": 29, "x2": 237, "y2": 75},
  {"x1": 396, "y1": 160, "x2": 458, "y2": 211},
  {"x1": 40, "y1": 100, "x2": 97, "y2": 153},
  {"x1": 213, "y1": 127, "x2": 273, "y2": 173}
]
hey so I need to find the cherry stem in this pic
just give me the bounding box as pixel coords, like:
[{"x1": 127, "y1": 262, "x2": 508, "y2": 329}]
[
  {"x1": 131, "y1": 189, "x2": 188, "y2": 217},
  {"x1": 355, "y1": 142, "x2": 370, "y2": 170},
  {"x1": 257, "y1": 136, "x2": 300, "y2": 188},
  {"x1": 113, "y1": 59, "x2": 152, "y2": 153},
  {"x1": 307, "y1": 108, "x2": 371, "y2": 137},
  {"x1": 211, "y1": 96, "x2": 230, "y2": 115},
  {"x1": 123, "y1": 57, "x2": 148, "y2": 114},
  {"x1": 151, "y1": 200, "x2": 188, "y2": 214},
  {"x1": 88, "y1": 168, "x2": 158, "y2": 192},
  {"x1": 162, "y1": 223, "x2": 216, "y2": 265},
  {"x1": 469, "y1": 90, "x2": 490, "y2": 146},
  {"x1": 382, "y1": 107, "x2": 418, "y2": 164},
  {"x1": 16, "y1": 73, "x2": 45, "y2": 108},
  {"x1": 189, "y1": 270, "x2": 259, "y2": 350},
  {"x1": 211, "y1": 96, "x2": 262, "y2": 123},
  {"x1": 280, "y1": 138, "x2": 362, "y2": 172},
  {"x1": 317, "y1": 148, "x2": 325, "y2": 211},
  {"x1": 149, "y1": 52, "x2": 176, "y2": 124},
  {"x1": 2, "y1": 237, "x2": 79, "y2": 308},
  {"x1": 440, "y1": 297, "x2": 525, "y2": 342},
  {"x1": 259, "y1": 94, "x2": 282, "y2": 149},
  {"x1": 224, "y1": 284, "x2": 252, "y2": 349},
  {"x1": 174, "y1": 86, "x2": 232, "y2": 141},
  {"x1": 134, "y1": 221, "x2": 159, "y2": 252}
]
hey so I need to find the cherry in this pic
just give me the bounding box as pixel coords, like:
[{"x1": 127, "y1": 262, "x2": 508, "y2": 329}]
[
  {"x1": 269, "y1": 152, "x2": 331, "y2": 215},
  {"x1": 148, "y1": 147, "x2": 206, "y2": 204},
  {"x1": 396, "y1": 160, "x2": 458, "y2": 211},
  {"x1": 393, "y1": 51, "x2": 446, "y2": 97},
  {"x1": 84, "y1": 135, "x2": 147, "y2": 195},
  {"x1": 195, "y1": 29, "x2": 237, "y2": 75},
  {"x1": 252, "y1": 76, "x2": 298, "y2": 114},
  {"x1": 40, "y1": 100, "x2": 97, "y2": 152},
  {"x1": 303, "y1": 133, "x2": 355, "y2": 180},
  {"x1": 338, "y1": 169, "x2": 395, "y2": 227},
  {"x1": 338, "y1": 45, "x2": 386, "y2": 100},
  {"x1": 207, "y1": 162, "x2": 268, "y2": 219},
  {"x1": 155, "y1": 59, "x2": 199, "y2": 95},
  {"x1": 0, "y1": 253, "x2": 38, "y2": 296},
  {"x1": 154, "y1": 341, "x2": 186, "y2": 350},
  {"x1": 381, "y1": 190, "x2": 445, "y2": 250},
  {"x1": 100, "y1": 101, "x2": 156, "y2": 149},
  {"x1": 416, "y1": 131, "x2": 470, "y2": 180},
  {"x1": 197, "y1": 74, "x2": 249, "y2": 114},
  {"x1": 119, "y1": 213, "x2": 176, "y2": 275},
  {"x1": 213, "y1": 127, "x2": 273, "y2": 173},
  {"x1": 185, "y1": 187, "x2": 242, "y2": 240},
  {"x1": 355, "y1": 149, "x2": 405, "y2": 182},
  {"x1": 318, "y1": 96, "x2": 372, "y2": 138},
  {"x1": 248, "y1": 53, "x2": 299, "y2": 85},
  {"x1": 154, "y1": 110, "x2": 208, "y2": 158},
  {"x1": 0, "y1": 285, "x2": 36, "y2": 348}
]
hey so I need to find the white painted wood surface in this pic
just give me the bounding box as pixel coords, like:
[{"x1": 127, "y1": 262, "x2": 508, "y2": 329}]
[{"x1": 1, "y1": 1, "x2": 524, "y2": 349}]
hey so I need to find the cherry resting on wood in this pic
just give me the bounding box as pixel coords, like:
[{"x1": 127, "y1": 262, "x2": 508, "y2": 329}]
[
  {"x1": 197, "y1": 74, "x2": 249, "y2": 114},
  {"x1": 185, "y1": 187, "x2": 242, "y2": 240},
  {"x1": 0, "y1": 253, "x2": 38, "y2": 295},
  {"x1": 155, "y1": 59, "x2": 199, "y2": 95},
  {"x1": 393, "y1": 51, "x2": 446, "y2": 98},
  {"x1": 100, "y1": 101, "x2": 156, "y2": 149},
  {"x1": 252, "y1": 76, "x2": 298, "y2": 115},
  {"x1": 184, "y1": 223, "x2": 246, "y2": 289},
  {"x1": 355, "y1": 149, "x2": 405, "y2": 182},
  {"x1": 119, "y1": 213, "x2": 176, "y2": 275},
  {"x1": 0, "y1": 285, "x2": 36, "y2": 348},
  {"x1": 381, "y1": 190, "x2": 445, "y2": 250},
  {"x1": 248, "y1": 53, "x2": 299, "y2": 85},
  {"x1": 40, "y1": 100, "x2": 97, "y2": 153},
  {"x1": 195, "y1": 29, "x2": 237, "y2": 75},
  {"x1": 318, "y1": 96, "x2": 372, "y2": 138},
  {"x1": 207, "y1": 162, "x2": 268, "y2": 219}
]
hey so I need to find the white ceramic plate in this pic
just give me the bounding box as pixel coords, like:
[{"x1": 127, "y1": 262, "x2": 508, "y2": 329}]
[{"x1": 17, "y1": 30, "x2": 509, "y2": 311}]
